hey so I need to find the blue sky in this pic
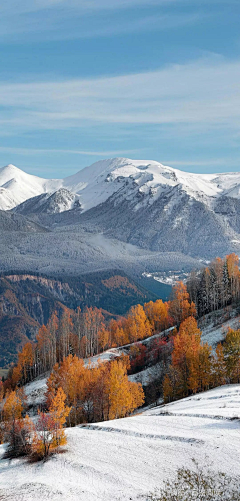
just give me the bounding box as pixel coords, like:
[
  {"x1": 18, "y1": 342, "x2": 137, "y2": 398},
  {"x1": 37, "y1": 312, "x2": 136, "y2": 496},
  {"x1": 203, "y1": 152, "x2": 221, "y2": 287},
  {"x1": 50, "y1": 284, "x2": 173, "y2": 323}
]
[{"x1": 0, "y1": 0, "x2": 240, "y2": 178}]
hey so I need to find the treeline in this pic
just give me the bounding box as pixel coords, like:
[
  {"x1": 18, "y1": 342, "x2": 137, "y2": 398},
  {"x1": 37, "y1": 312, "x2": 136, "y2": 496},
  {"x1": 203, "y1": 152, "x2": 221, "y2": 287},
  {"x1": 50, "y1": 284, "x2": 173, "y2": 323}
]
[
  {"x1": 163, "y1": 316, "x2": 240, "y2": 403},
  {"x1": 6, "y1": 282, "x2": 195, "y2": 389},
  {"x1": 187, "y1": 253, "x2": 240, "y2": 317}
]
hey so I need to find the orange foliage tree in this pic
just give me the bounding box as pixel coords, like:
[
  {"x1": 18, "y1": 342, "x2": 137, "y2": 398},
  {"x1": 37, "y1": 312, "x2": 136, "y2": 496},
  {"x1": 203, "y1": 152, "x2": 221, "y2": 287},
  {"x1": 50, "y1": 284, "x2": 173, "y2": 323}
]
[
  {"x1": 163, "y1": 317, "x2": 212, "y2": 401},
  {"x1": 32, "y1": 387, "x2": 70, "y2": 459},
  {"x1": 169, "y1": 282, "x2": 196, "y2": 326},
  {"x1": 2, "y1": 389, "x2": 33, "y2": 458}
]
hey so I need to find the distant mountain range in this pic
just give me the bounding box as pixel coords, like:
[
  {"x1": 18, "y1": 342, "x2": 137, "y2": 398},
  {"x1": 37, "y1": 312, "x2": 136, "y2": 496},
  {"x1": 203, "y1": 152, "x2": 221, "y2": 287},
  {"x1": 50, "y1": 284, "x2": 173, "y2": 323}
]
[
  {"x1": 2, "y1": 158, "x2": 240, "y2": 213},
  {"x1": 0, "y1": 157, "x2": 239, "y2": 280}
]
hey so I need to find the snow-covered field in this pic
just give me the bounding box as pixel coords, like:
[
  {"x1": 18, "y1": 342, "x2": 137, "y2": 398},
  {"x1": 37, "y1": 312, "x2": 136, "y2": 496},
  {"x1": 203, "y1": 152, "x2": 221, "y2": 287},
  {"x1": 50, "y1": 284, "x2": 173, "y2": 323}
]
[{"x1": 0, "y1": 385, "x2": 239, "y2": 501}]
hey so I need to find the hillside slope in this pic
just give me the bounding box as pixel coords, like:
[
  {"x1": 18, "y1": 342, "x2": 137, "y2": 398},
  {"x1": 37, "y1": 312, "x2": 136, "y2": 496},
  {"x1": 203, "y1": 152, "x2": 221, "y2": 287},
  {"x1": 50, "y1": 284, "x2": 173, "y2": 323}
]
[{"x1": 0, "y1": 385, "x2": 239, "y2": 501}]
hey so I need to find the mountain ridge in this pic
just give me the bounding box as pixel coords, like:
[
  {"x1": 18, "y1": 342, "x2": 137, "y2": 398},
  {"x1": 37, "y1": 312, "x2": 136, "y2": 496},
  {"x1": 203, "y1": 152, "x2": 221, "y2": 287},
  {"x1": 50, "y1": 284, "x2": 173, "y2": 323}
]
[{"x1": 2, "y1": 158, "x2": 240, "y2": 214}]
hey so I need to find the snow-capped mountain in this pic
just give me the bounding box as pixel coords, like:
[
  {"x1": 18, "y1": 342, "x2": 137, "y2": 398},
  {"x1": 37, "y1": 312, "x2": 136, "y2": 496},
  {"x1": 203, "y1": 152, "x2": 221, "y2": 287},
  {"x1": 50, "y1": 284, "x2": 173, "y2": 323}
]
[
  {"x1": 0, "y1": 164, "x2": 62, "y2": 210},
  {"x1": 2, "y1": 158, "x2": 240, "y2": 261},
  {"x1": 2, "y1": 157, "x2": 240, "y2": 214}
]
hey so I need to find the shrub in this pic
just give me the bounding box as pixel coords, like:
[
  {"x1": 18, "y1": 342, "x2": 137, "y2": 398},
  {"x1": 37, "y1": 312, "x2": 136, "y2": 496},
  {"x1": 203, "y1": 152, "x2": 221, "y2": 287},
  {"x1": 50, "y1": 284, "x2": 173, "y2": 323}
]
[{"x1": 147, "y1": 463, "x2": 240, "y2": 501}]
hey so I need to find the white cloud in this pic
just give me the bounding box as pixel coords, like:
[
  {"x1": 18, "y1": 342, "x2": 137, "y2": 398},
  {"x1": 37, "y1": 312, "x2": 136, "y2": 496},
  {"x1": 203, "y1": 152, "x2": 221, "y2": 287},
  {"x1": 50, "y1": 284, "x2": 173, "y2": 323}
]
[
  {"x1": 1, "y1": 57, "x2": 240, "y2": 135},
  {"x1": 0, "y1": 146, "x2": 141, "y2": 156},
  {"x1": 0, "y1": 0, "x2": 175, "y2": 16},
  {"x1": 0, "y1": 0, "x2": 216, "y2": 41},
  {"x1": 0, "y1": 3, "x2": 202, "y2": 41},
  {"x1": 164, "y1": 158, "x2": 240, "y2": 167}
]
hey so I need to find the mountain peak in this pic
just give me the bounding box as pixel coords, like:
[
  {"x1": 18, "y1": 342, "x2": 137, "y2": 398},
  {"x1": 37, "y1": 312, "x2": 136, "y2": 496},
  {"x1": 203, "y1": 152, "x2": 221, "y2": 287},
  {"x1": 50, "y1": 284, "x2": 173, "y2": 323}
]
[{"x1": 1, "y1": 163, "x2": 21, "y2": 173}]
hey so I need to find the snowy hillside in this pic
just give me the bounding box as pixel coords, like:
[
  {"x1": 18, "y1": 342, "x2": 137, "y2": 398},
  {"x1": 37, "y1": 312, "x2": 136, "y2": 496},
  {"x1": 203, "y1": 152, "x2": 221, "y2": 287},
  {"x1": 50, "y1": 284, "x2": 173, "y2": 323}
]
[{"x1": 0, "y1": 385, "x2": 239, "y2": 501}]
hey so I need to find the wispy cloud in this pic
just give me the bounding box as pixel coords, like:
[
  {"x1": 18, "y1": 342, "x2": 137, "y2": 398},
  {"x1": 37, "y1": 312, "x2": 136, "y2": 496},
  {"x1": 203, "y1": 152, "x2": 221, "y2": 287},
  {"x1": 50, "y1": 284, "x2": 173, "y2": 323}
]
[
  {"x1": 0, "y1": 146, "x2": 141, "y2": 156},
  {"x1": 1, "y1": 57, "x2": 240, "y2": 135},
  {"x1": 0, "y1": 0, "x2": 211, "y2": 41},
  {"x1": 0, "y1": 0, "x2": 178, "y2": 16},
  {"x1": 0, "y1": 0, "x2": 233, "y2": 16},
  {"x1": 164, "y1": 158, "x2": 240, "y2": 168}
]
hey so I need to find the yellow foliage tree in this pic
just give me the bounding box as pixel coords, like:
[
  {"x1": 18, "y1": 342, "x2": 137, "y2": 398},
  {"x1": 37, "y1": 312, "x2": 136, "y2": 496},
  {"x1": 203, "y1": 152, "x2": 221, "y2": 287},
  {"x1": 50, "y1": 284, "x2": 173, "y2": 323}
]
[
  {"x1": 144, "y1": 299, "x2": 169, "y2": 333},
  {"x1": 126, "y1": 304, "x2": 151, "y2": 343},
  {"x1": 169, "y1": 282, "x2": 196, "y2": 325},
  {"x1": 107, "y1": 359, "x2": 144, "y2": 419},
  {"x1": 49, "y1": 387, "x2": 70, "y2": 448}
]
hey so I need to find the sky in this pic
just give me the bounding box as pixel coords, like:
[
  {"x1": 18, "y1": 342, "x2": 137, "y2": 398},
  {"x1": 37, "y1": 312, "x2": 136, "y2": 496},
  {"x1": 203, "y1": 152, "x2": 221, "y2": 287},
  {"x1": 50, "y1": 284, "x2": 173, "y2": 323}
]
[{"x1": 0, "y1": 0, "x2": 240, "y2": 178}]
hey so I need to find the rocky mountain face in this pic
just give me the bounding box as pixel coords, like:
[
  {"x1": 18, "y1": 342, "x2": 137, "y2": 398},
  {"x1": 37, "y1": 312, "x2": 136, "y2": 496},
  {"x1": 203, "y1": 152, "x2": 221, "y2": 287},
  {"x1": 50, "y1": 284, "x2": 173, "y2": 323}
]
[
  {"x1": 79, "y1": 185, "x2": 235, "y2": 258},
  {"x1": 15, "y1": 188, "x2": 81, "y2": 215}
]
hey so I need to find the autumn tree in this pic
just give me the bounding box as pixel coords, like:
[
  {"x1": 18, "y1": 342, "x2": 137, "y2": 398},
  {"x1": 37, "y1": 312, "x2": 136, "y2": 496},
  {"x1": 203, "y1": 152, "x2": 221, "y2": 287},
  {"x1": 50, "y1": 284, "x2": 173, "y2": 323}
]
[
  {"x1": 47, "y1": 354, "x2": 144, "y2": 425},
  {"x1": 47, "y1": 355, "x2": 86, "y2": 426},
  {"x1": 144, "y1": 299, "x2": 170, "y2": 333},
  {"x1": 32, "y1": 412, "x2": 55, "y2": 459},
  {"x1": 37, "y1": 325, "x2": 52, "y2": 373},
  {"x1": 2, "y1": 389, "x2": 32, "y2": 458},
  {"x1": 47, "y1": 310, "x2": 58, "y2": 367},
  {"x1": 32, "y1": 388, "x2": 70, "y2": 460},
  {"x1": 107, "y1": 358, "x2": 144, "y2": 419},
  {"x1": 226, "y1": 253, "x2": 240, "y2": 301},
  {"x1": 49, "y1": 387, "x2": 70, "y2": 448},
  {"x1": 11, "y1": 342, "x2": 35, "y2": 387},
  {"x1": 169, "y1": 282, "x2": 196, "y2": 326},
  {"x1": 164, "y1": 317, "x2": 212, "y2": 400},
  {"x1": 163, "y1": 365, "x2": 184, "y2": 403},
  {"x1": 59, "y1": 310, "x2": 73, "y2": 360},
  {"x1": 126, "y1": 304, "x2": 151, "y2": 343}
]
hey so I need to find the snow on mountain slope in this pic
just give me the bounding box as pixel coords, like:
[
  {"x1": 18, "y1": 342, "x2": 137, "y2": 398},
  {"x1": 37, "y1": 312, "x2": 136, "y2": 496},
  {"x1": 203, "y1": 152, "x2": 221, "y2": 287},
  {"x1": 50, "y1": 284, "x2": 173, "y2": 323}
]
[
  {"x1": 62, "y1": 157, "x2": 224, "y2": 212},
  {"x1": 0, "y1": 385, "x2": 239, "y2": 501},
  {"x1": 15, "y1": 188, "x2": 81, "y2": 215},
  {"x1": 2, "y1": 158, "x2": 240, "y2": 213},
  {"x1": 62, "y1": 158, "x2": 240, "y2": 211},
  {"x1": 4, "y1": 159, "x2": 240, "y2": 259},
  {"x1": 0, "y1": 164, "x2": 61, "y2": 210}
]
